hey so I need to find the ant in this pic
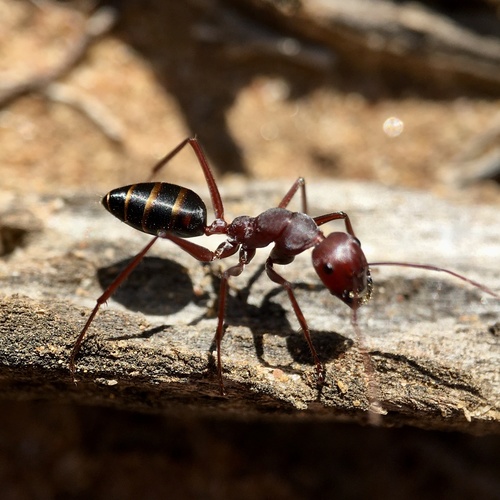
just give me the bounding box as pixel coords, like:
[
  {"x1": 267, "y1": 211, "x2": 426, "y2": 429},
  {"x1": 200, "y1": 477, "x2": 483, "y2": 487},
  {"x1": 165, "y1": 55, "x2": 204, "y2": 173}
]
[{"x1": 70, "y1": 137, "x2": 499, "y2": 400}]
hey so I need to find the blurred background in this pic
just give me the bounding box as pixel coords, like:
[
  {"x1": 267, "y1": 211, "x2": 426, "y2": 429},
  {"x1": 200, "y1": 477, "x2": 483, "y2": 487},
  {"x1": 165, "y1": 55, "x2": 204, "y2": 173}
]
[
  {"x1": 0, "y1": 1, "x2": 499, "y2": 498},
  {"x1": 1, "y1": 0, "x2": 499, "y2": 196}
]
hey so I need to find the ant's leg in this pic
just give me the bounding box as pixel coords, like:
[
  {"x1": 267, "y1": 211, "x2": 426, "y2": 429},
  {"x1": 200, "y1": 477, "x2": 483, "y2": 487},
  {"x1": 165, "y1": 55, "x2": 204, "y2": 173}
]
[
  {"x1": 147, "y1": 138, "x2": 191, "y2": 181},
  {"x1": 265, "y1": 257, "x2": 325, "y2": 384},
  {"x1": 314, "y1": 211, "x2": 356, "y2": 237},
  {"x1": 278, "y1": 177, "x2": 308, "y2": 213},
  {"x1": 148, "y1": 137, "x2": 225, "y2": 222},
  {"x1": 70, "y1": 236, "x2": 158, "y2": 379},
  {"x1": 162, "y1": 232, "x2": 250, "y2": 394},
  {"x1": 187, "y1": 138, "x2": 225, "y2": 222},
  {"x1": 213, "y1": 248, "x2": 256, "y2": 394},
  {"x1": 159, "y1": 232, "x2": 239, "y2": 262},
  {"x1": 369, "y1": 262, "x2": 499, "y2": 298}
]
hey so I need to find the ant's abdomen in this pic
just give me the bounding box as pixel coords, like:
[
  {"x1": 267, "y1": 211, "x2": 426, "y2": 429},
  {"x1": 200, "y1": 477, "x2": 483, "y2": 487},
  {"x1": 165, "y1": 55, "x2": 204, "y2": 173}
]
[{"x1": 102, "y1": 183, "x2": 207, "y2": 238}]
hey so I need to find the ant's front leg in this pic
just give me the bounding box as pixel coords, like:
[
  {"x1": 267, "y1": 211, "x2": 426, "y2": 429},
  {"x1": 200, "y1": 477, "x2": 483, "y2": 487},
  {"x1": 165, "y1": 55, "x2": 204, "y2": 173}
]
[
  {"x1": 314, "y1": 211, "x2": 356, "y2": 237},
  {"x1": 265, "y1": 257, "x2": 325, "y2": 386}
]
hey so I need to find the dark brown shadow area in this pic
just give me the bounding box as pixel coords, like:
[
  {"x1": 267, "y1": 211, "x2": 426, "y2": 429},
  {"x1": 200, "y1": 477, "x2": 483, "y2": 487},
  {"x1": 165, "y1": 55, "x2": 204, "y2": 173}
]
[
  {"x1": 97, "y1": 256, "x2": 201, "y2": 315},
  {"x1": 1, "y1": 400, "x2": 499, "y2": 499},
  {"x1": 209, "y1": 276, "x2": 352, "y2": 370}
]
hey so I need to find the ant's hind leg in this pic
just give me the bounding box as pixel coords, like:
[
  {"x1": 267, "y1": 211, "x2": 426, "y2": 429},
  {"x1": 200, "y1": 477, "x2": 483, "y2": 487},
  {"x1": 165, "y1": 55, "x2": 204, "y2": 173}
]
[
  {"x1": 70, "y1": 236, "x2": 159, "y2": 379},
  {"x1": 147, "y1": 137, "x2": 226, "y2": 222},
  {"x1": 147, "y1": 138, "x2": 191, "y2": 181}
]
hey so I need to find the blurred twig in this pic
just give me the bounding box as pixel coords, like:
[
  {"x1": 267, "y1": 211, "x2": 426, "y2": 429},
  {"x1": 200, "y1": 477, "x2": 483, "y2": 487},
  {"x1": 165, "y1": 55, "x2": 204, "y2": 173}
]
[{"x1": 0, "y1": 6, "x2": 123, "y2": 143}]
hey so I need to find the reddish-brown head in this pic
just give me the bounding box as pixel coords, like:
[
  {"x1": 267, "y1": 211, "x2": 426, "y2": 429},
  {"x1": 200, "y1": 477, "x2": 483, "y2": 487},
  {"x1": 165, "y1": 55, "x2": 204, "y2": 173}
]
[{"x1": 312, "y1": 232, "x2": 373, "y2": 309}]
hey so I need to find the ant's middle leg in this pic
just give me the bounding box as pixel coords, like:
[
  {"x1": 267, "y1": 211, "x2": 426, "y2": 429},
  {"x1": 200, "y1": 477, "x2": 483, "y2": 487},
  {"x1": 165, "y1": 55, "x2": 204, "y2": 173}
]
[
  {"x1": 278, "y1": 177, "x2": 308, "y2": 214},
  {"x1": 265, "y1": 257, "x2": 325, "y2": 385},
  {"x1": 280, "y1": 179, "x2": 355, "y2": 236}
]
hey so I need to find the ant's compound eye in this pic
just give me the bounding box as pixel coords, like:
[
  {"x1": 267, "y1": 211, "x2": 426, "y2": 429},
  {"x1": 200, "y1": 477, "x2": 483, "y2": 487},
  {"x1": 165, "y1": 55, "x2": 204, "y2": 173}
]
[{"x1": 323, "y1": 263, "x2": 334, "y2": 275}]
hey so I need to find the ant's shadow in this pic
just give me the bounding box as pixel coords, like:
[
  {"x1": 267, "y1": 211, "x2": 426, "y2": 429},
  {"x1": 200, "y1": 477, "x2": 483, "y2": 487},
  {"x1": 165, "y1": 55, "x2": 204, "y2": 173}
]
[
  {"x1": 97, "y1": 258, "x2": 350, "y2": 371},
  {"x1": 221, "y1": 279, "x2": 352, "y2": 370},
  {"x1": 235, "y1": 264, "x2": 351, "y2": 368},
  {"x1": 97, "y1": 256, "x2": 204, "y2": 316}
]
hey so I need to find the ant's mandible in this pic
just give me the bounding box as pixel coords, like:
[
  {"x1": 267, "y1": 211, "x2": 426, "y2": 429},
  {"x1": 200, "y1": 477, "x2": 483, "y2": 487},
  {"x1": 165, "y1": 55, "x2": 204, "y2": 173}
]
[{"x1": 70, "y1": 137, "x2": 499, "y2": 396}]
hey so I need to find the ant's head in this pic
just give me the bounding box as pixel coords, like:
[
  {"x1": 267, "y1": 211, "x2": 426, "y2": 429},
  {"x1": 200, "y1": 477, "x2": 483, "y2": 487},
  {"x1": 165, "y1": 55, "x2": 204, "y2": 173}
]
[{"x1": 312, "y1": 232, "x2": 373, "y2": 309}]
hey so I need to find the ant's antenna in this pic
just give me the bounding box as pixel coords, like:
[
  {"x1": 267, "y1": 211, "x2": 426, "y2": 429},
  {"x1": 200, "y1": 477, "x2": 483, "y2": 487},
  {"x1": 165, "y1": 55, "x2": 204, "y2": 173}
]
[{"x1": 368, "y1": 262, "x2": 499, "y2": 299}]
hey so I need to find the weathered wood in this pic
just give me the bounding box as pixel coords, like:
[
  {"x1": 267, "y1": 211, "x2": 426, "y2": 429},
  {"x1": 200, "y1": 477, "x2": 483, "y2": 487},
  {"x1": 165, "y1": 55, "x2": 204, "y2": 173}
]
[{"x1": 0, "y1": 179, "x2": 498, "y2": 432}]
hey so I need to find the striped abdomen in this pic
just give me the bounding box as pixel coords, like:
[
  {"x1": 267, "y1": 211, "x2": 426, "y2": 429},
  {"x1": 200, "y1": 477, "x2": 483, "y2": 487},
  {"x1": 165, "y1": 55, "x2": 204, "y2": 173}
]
[{"x1": 102, "y1": 183, "x2": 207, "y2": 238}]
